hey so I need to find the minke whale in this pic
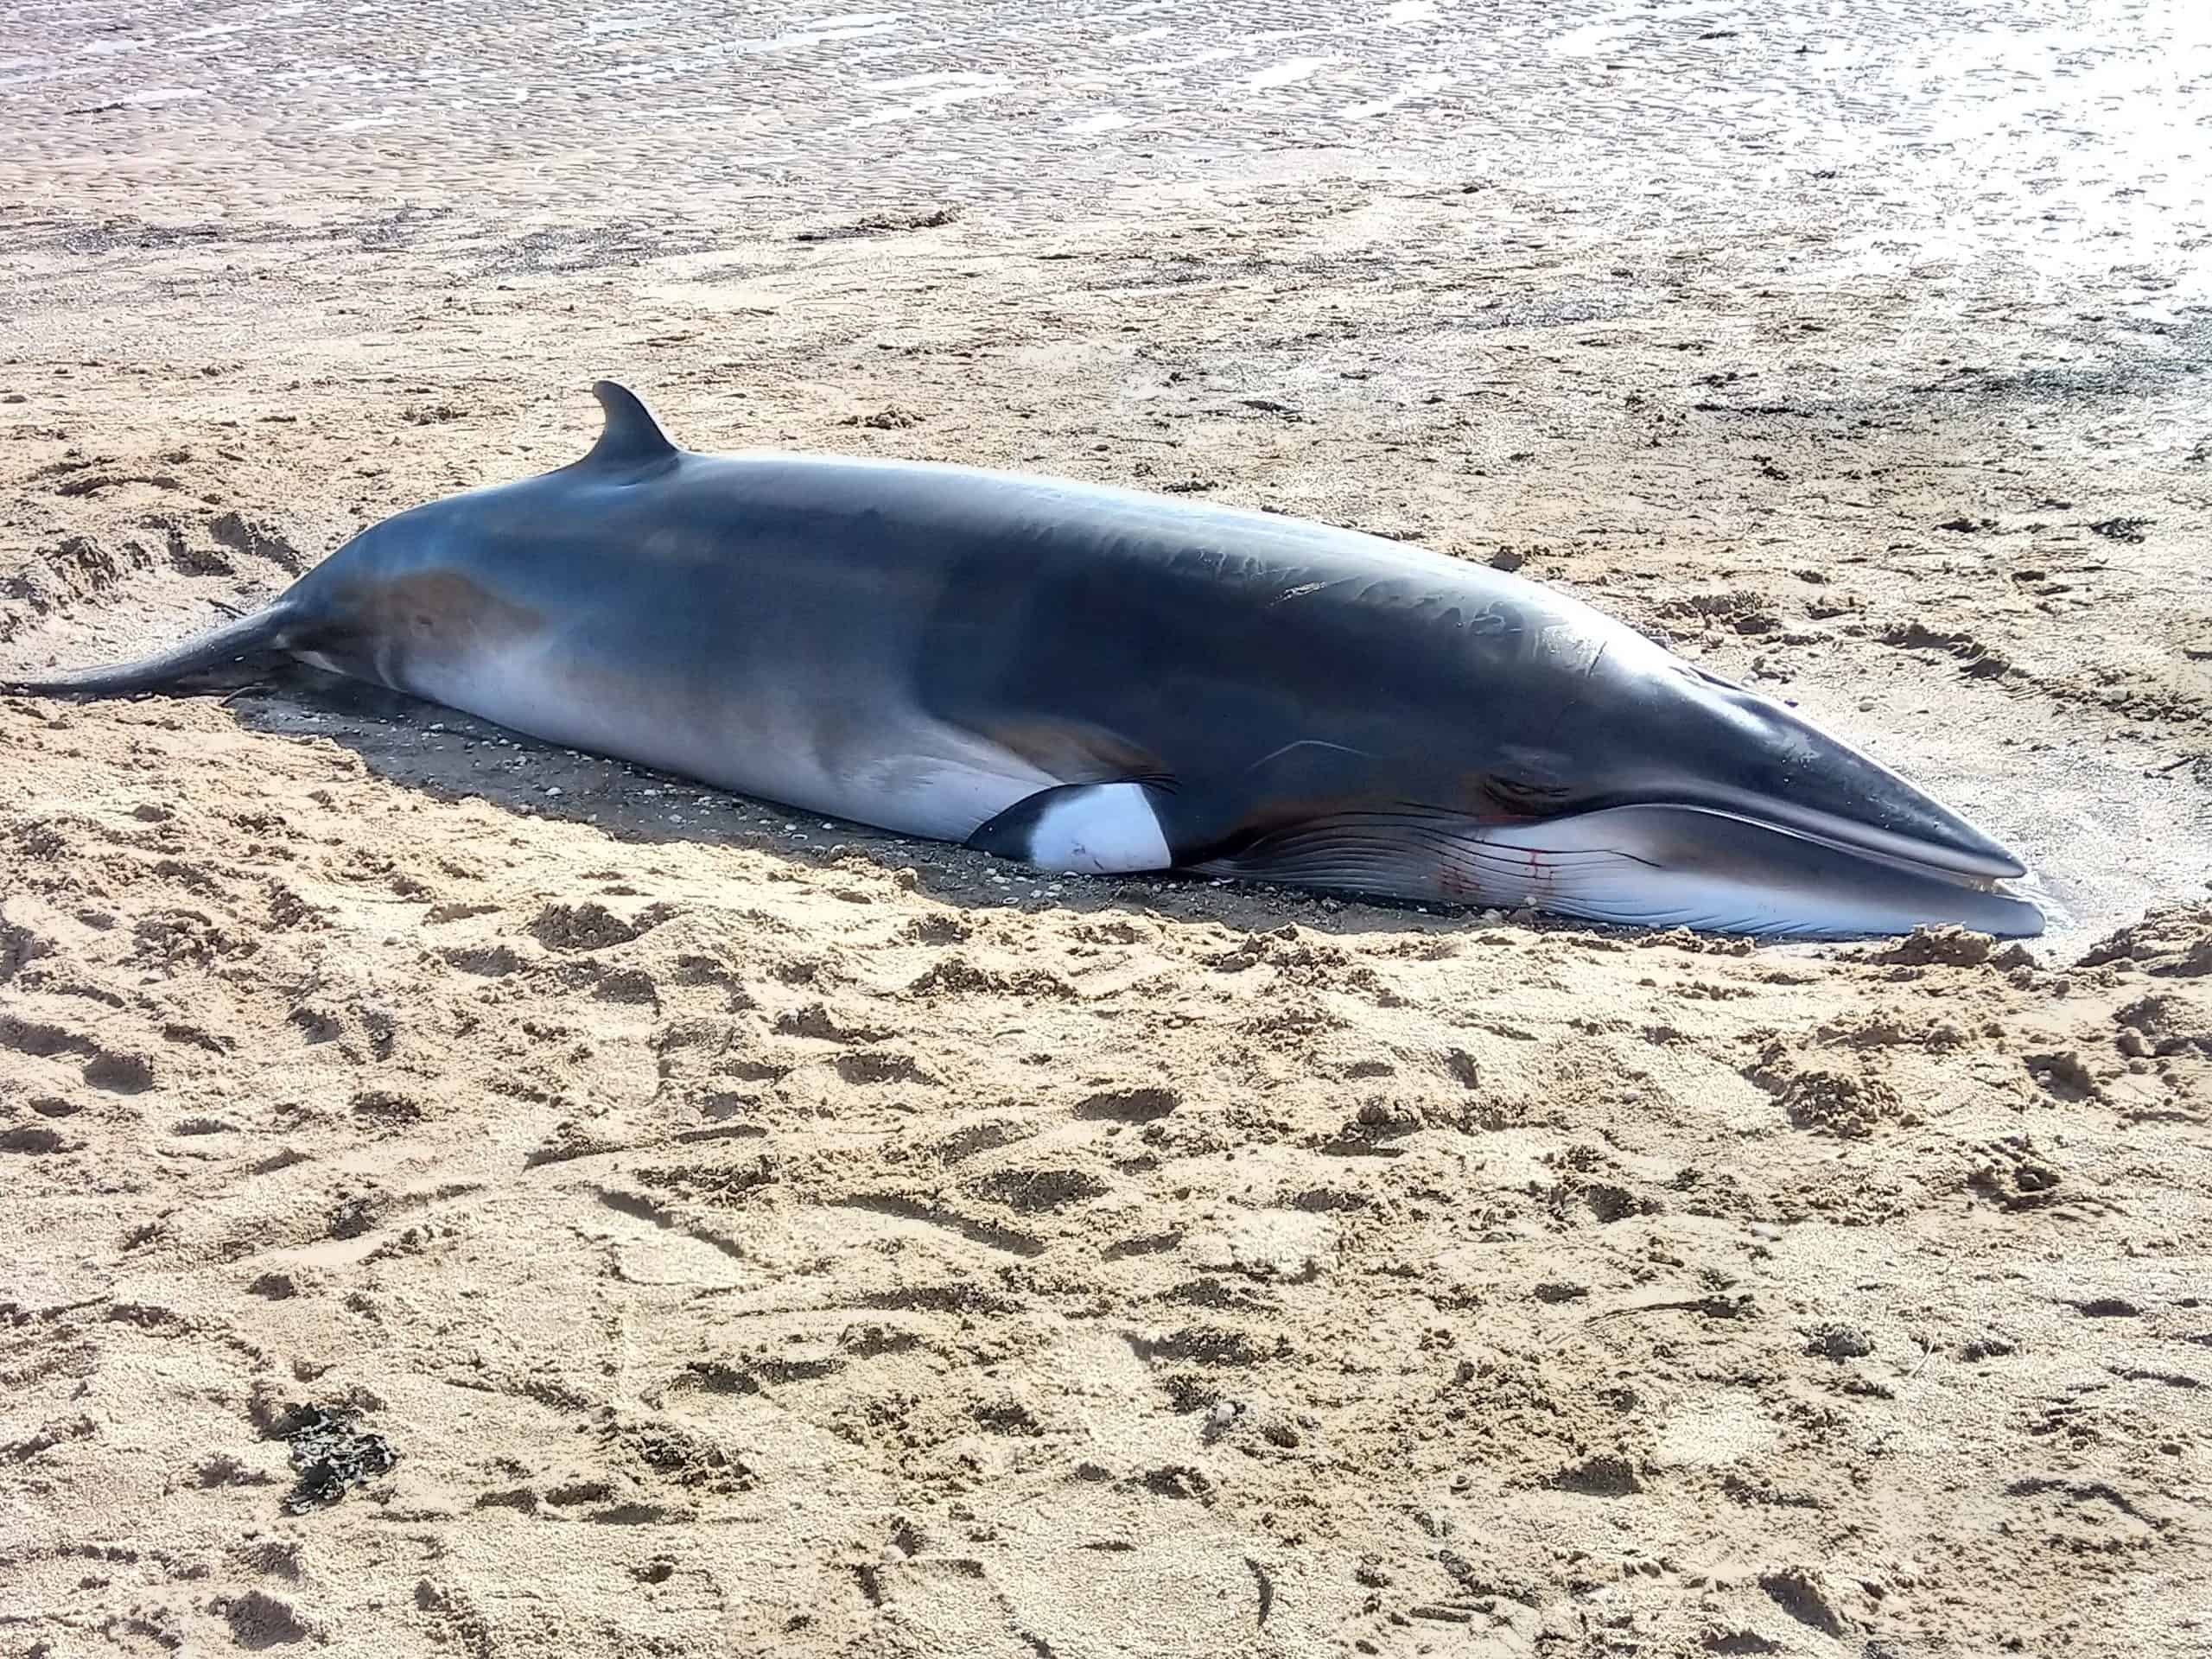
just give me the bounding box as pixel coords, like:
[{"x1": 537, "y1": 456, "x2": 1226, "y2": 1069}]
[{"x1": 5, "y1": 381, "x2": 2044, "y2": 939}]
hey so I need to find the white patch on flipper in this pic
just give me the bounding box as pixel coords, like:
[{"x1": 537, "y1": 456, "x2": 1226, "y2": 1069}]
[{"x1": 1021, "y1": 783, "x2": 1172, "y2": 874}]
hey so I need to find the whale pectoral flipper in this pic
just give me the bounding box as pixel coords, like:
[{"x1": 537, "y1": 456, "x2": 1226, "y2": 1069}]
[{"x1": 965, "y1": 781, "x2": 1177, "y2": 875}]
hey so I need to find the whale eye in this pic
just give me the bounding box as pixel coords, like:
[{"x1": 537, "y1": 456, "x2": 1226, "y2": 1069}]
[{"x1": 1478, "y1": 774, "x2": 1573, "y2": 818}]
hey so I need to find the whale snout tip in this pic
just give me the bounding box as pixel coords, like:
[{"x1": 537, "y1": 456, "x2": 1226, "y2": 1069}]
[
  {"x1": 1671, "y1": 666, "x2": 2032, "y2": 888},
  {"x1": 1916, "y1": 822, "x2": 2029, "y2": 884},
  {"x1": 1886, "y1": 792, "x2": 2030, "y2": 883}
]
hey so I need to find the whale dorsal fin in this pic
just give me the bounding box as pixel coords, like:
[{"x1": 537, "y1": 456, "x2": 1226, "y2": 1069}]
[{"x1": 578, "y1": 379, "x2": 679, "y2": 473}]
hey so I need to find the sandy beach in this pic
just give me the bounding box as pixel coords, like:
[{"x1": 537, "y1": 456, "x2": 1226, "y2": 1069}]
[{"x1": 3, "y1": 2, "x2": 2209, "y2": 1654}]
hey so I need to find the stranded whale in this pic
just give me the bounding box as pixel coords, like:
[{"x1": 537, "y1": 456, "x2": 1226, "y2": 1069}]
[{"x1": 6, "y1": 381, "x2": 2044, "y2": 939}]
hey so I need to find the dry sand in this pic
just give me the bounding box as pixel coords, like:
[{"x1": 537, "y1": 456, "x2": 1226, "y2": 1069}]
[{"x1": 3, "y1": 3, "x2": 2211, "y2": 1656}]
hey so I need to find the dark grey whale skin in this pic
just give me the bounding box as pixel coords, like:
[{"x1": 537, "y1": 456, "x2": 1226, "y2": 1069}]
[{"x1": 7, "y1": 381, "x2": 2044, "y2": 939}]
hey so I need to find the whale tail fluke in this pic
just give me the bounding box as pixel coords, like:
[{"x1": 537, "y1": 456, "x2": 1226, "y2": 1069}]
[{"x1": 2, "y1": 601, "x2": 301, "y2": 696}]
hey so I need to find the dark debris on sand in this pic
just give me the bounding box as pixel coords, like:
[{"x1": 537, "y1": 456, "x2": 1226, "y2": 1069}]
[{"x1": 270, "y1": 1403, "x2": 399, "y2": 1514}]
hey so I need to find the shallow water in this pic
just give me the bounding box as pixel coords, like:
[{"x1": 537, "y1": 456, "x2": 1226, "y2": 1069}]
[{"x1": 1, "y1": 0, "x2": 2203, "y2": 298}]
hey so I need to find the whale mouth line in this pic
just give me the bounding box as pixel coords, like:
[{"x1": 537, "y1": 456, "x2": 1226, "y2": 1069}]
[
  {"x1": 1672, "y1": 807, "x2": 2016, "y2": 896},
  {"x1": 1455, "y1": 801, "x2": 2046, "y2": 939},
  {"x1": 1640, "y1": 786, "x2": 2029, "y2": 885},
  {"x1": 1192, "y1": 799, "x2": 2044, "y2": 938},
  {"x1": 1475, "y1": 800, "x2": 2027, "y2": 895}
]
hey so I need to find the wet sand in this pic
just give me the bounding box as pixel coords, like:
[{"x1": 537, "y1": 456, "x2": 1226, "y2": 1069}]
[{"x1": 3, "y1": 3, "x2": 2209, "y2": 1656}]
